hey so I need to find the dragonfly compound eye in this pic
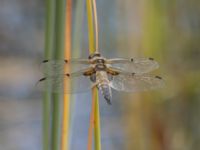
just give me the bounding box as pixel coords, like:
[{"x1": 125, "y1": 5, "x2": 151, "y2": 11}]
[{"x1": 88, "y1": 53, "x2": 101, "y2": 59}]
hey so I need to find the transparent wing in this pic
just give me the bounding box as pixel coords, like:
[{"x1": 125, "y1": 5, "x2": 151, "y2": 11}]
[
  {"x1": 106, "y1": 58, "x2": 159, "y2": 74},
  {"x1": 109, "y1": 73, "x2": 164, "y2": 92},
  {"x1": 40, "y1": 59, "x2": 90, "y2": 76},
  {"x1": 37, "y1": 69, "x2": 93, "y2": 94}
]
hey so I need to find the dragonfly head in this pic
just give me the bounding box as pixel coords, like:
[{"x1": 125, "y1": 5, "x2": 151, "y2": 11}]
[{"x1": 88, "y1": 52, "x2": 101, "y2": 59}]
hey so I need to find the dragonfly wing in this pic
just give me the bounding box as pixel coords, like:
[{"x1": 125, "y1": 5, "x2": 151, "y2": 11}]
[
  {"x1": 106, "y1": 58, "x2": 159, "y2": 74},
  {"x1": 40, "y1": 59, "x2": 90, "y2": 76},
  {"x1": 37, "y1": 69, "x2": 93, "y2": 94},
  {"x1": 109, "y1": 73, "x2": 164, "y2": 92}
]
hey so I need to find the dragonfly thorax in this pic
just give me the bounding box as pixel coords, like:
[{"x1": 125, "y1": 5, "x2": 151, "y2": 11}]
[{"x1": 95, "y1": 64, "x2": 106, "y2": 71}]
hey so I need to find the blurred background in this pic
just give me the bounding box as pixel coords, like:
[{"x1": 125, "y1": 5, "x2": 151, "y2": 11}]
[{"x1": 0, "y1": 0, "x2": 200, "y2": 150}]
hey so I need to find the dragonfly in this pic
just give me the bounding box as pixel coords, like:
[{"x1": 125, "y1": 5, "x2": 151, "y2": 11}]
[{"x1": 38, "y1": 52, "x2": 164, "y2": 105}]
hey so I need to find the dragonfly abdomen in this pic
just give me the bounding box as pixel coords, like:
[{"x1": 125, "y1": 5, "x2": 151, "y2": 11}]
[{"x1": 96, "y1": 71, "x2": 112, "y2": 105}]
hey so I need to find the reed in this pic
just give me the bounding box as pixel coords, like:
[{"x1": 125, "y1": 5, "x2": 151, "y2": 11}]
[
  {"x1": 43, "y1": 0, "x2": 55, "y2": 150},
  {"x1": 61, "y1": 0, "x2": 72, "y2": 150},
  {"x1": 140, "y1": 1, "x2": 166, "y2": 149},
  {"x1": 50, "y1": 0, "x2": 65, "y2": 150},
  {"x1": 86, "y1": 0, "x2": 102, "y2": 150}
]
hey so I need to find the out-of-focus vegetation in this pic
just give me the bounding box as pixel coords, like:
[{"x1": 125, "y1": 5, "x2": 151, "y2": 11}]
[{"x1": 0, "y1": 0, "x2": 200, "y2": 150}]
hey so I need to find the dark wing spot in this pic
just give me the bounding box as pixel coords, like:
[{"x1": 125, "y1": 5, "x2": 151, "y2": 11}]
[
  {"x1": 39, "y1": 77, "x2": 46, "y2": 82},
  {"x1": 155, "y1": 76, "x2": 162, "y2": 79},
  {"x1": 42, "y1": 60, "x2": 49, "y2": 63},
  {"x1": 64, "y1": 60, "x2": 68, "y2": 63},
  {"x1": 131, "y1": 58, "x2": 134, "y2": 62},
  {"x1": 66, "y1": 73, "x2": 70, "y2": 77},
  {"x1": 36, "y1": 77, "x2": 46, "y2": 87},
  {"x1": 149, "y1": 57, "x2": 154, "y2": 60},
  {"x1": 131, "y1": 73, "x2": 135, "y2": 76}
]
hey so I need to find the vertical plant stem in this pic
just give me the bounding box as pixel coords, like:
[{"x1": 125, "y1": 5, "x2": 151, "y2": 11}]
[
  {"x1": 87, "y1": 87, "x2": 96, "y2": 150},
  {"x1": 142, "y1": 1, "x2": 166, "y2": 150},
  {"x1": 43, "y1": 0, "x2": 55, "y2": 150},
  {"x1": 51, "y1": 0, "x2": 65, "y2": 150},
  {"x1": 70, "y1": 1, "x2": 85, "y2": 148},
  {"x1": 61, "y1": 0, "x2": 72, "y2": 150},
  {"x1": 51, "y1": 94, "x2": 61, "y2": 150},
  {"x1": 93, "y1": 88, "x2": 101, "y2": 150},
  {"x1": 72, "y1": 0, "x2": 85, "y2": 56},
  {"x1": 86, "y1": 0, "x2": 95, "y2": 52},
  {"x1": 92, "y1": 0, "x2": 99, "y2": 52},
  {"x1": 53, "y1": 0, "x2": 65, "y2": 59},
  {"x1": 86, "y1": 0, "x2": 102, "y2": 150},
  {"x1": 143, "y1": 0, "x2": 165, "y2": 57}
]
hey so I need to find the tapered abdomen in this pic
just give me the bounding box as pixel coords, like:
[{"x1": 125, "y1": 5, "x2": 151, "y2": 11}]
[{"x1": 96, "y1": 71, "x2": 112, "y2": 105}]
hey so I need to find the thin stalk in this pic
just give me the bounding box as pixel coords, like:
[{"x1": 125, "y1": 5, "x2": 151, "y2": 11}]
[
  {"x1": 143, "y1": 0, "x2": 165, "y2": 57},
  {"x1": 87, "y1": 87, "x2": 96, "y2": 150},
  {"x1": 92, "y1": 0, "x2": 99, "y2": 52},
  {"x1": 86, "y1": 0, "x2": 102, "y2": 150},
  {"x1": 70, "y1": 1, "x2": 85, "y2": 148},
  {"x1": 43, "y1": 0, "x2": 55, "y2": 150},
  {"x1": 51, "y1": 0, "x2": 65, "y2": 150},
  {"x1": 93, "y1": 88, "x2": 101, "y2": 150},
  {"x1": 142, "y1": 1, "x2": 166, "y2": 150},
  {"x1": 72, "y1": 0, "x2": 85, "y2": 55},
  {"x1": 51, "y1": 94, "x2": 61, "y2": 150},
  {"x1": 86, "y1": 0, "x2": 95, "y2": 53},
  {"x1": 61, "y1": 0, "x2": 72, "y2": 150},
  {"x1": 70, "y1": 0, "x2": 85, "y2": 146}
]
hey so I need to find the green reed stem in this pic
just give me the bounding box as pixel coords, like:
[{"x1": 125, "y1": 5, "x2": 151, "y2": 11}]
[
  {"x1": 86, "y1": 0, "x2": 102, "y2": 150},
  {"x1": 43, "y1": 0, "x2": 55, "y2": 150},
  {"x1": 50, "y1": 0, "x2": 65, "y2": 150}
]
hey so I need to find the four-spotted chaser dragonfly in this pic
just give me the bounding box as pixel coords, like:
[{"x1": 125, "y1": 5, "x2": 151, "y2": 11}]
[{"x1": 38, "y1": 53, "x2": 164, "y2": 105}]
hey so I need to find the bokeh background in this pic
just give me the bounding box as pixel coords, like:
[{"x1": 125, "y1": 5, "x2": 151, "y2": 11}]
[{"x1": 0, "y1": 0, "x2": 200, "y2": 150}]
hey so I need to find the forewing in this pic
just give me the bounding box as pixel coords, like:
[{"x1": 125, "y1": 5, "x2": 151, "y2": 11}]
[
  {"x1": 106, "y1": 58, "x2": 159, "y2": 74},
  {"x1": 110, "y1": 73, "x2": 164, "y2": 92},
  {"x1": 40, "y1": 59, "x2": 90, "y2": 76},
  {"x1": 37, "y1": 70, "x2": 93, "y2": 94}
]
